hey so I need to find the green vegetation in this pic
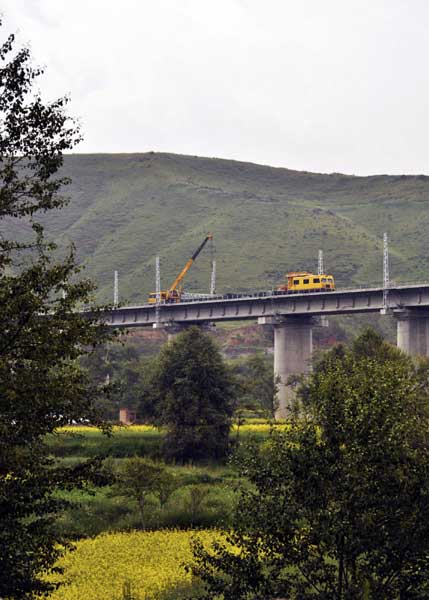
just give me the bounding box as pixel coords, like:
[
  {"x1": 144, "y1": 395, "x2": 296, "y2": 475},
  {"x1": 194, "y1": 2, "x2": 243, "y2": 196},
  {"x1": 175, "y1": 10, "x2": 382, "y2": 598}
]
[
  {"x1": 83, "y1": 341, "x2": 158, "y2": 420},
  {"x1": 11, "y1": 152, "x2": 428, "y2": 309},
  {"x1": 78, "y1": 331, "x2": 278, "y2": 424},
  {"x1": 2, "y1": 17, "x2": 429, "y2": 600},
  {"x1": 140, "y1": 327, "x2": 235, "y2": 462},
  {"x1": 49, "y1": 430, "x2": 240, "y2": 539},
  {"x1": 232, "y1": 352, "x2": 277, "y2": 418},
  {"x1": 0, "y1": 22, "x2": 112, "y2": 600},
  {"x1": 192, "y1": 330, "x2": 429, "y2": 599},
  {"x1": 46, "y1": 423, "x2": 281, "y2": 460},
  {"x1": 48, "y1": 426, "x2": 165, "y2": 460},
  {"x1": 113, "y1": 457, "x2": 178, "y2": 525},
  {"x1": 47, "y1": 423, "x2": 281, "y2": 539},
  {"x1": 3, "y1": 9, "x2": 429, "y2": 600}
]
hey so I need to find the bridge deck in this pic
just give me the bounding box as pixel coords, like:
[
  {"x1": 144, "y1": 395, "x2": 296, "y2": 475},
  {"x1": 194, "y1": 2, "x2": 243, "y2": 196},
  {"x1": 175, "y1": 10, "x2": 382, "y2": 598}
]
[{"x1": 104, "y1": 284, "x2": 429, "y2": 328}]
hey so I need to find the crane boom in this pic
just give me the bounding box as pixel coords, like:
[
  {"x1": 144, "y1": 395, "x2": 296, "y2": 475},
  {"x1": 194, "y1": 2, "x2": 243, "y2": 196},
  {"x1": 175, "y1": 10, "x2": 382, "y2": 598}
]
[{"x1": 168, "y1": 233, "x2": 213, "y2": 292}]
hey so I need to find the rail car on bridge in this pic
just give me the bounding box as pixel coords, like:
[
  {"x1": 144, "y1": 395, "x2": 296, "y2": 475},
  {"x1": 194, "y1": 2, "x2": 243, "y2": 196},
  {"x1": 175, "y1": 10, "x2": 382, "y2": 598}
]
[{"x1": 277, "y1": 272, "x2": 335, "y2": 294}]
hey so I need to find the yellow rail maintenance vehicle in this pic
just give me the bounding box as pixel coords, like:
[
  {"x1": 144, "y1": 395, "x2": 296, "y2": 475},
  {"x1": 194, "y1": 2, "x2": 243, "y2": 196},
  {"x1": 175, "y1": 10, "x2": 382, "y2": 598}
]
[
  {"x1": 277, "y1": 271, "x2": 335, "y2": 294},
  {"x1": 148, "y1": 234, "x2": 213, "y2": 304}
]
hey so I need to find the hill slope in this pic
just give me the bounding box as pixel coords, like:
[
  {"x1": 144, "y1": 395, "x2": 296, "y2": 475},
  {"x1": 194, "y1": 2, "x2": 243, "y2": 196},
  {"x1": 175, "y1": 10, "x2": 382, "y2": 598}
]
[{"x1": 9, "y1": 152, "x2": 429, "y2": 304}]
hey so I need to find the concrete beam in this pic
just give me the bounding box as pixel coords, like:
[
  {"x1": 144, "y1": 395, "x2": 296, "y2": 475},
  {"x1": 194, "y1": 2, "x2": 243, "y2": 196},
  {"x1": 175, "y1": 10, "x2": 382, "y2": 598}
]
[
  {"x1": 396, "y1": 310, "x2": 429, "y2": 356},
  {"x1": 272, "y1": 317, "x2": 315, "y2": 420}
]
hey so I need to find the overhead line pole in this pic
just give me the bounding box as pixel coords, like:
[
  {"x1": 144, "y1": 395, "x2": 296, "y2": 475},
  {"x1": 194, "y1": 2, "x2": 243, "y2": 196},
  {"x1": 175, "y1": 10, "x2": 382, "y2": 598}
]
[
  {"x1": 318, "y1": 250, "x2": 324, "y2": 275},
  {"x1": 113, "y1": 270, "x2": 119, "y2": 307},
  {"x1": 318, "y1": 249, "x2": 328, "y2": 327},
  {"x1": 381, "y1": 232, "x2": 389, "y2": 314},
  {"x1": 155, "y1": 256, "x2": 161, "y2": 325},
  {"x1": 210, "y1": 260, "x2": 216, "y2": 295},
  {"x1": 210, "y1": 235, "x2": 216, "y2": 295}
]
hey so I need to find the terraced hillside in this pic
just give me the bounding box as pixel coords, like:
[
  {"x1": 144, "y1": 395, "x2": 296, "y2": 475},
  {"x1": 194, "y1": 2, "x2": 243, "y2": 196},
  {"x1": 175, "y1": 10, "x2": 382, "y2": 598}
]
[{"x1": 8, "y1": 152, "x2": 429, "y2": 304}]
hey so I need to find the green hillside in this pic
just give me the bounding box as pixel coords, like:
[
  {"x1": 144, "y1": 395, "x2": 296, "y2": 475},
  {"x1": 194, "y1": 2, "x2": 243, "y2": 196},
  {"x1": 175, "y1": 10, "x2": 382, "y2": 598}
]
[{"x1": 9, "y1": 152, "x2": 429, "y2": 304}]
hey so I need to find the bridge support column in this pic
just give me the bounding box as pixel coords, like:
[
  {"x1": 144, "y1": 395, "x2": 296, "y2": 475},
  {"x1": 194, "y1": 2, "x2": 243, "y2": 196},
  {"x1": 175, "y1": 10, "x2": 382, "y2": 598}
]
[
  {"x1": 395, "y1": 310, "x2": 429, "y2": 356},
  {"x1": 260, "y1": 316, "x2": 314, "y2": 420}
]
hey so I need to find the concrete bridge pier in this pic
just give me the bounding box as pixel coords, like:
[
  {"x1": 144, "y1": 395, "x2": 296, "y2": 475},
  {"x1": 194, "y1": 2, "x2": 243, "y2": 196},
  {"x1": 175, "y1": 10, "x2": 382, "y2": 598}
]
[
  {"x1": 395, "y1": 309, "x2": 429, "y2": 356},
  {"x1": 259, "y1": 316, "x2": 315, "y2": 420}
]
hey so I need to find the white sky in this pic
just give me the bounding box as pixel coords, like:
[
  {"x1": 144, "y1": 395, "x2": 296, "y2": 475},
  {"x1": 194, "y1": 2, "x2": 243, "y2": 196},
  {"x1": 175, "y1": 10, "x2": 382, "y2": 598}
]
[{"x1": 2, "y1": 0, "x2": 429, "y2": 175}]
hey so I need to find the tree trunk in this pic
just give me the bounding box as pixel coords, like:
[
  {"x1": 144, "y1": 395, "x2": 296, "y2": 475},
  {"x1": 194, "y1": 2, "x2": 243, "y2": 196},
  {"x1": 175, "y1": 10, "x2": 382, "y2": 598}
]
[{"x1": 338, "y1": 535, "x2": 344, "y2": 599}]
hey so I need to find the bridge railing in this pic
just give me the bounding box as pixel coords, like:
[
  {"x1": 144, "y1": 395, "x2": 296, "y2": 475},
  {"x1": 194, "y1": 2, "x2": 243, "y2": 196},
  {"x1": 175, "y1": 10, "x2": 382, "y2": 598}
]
[{"x1": 165, "y1": 282, "x2": 416, "y2": 304}]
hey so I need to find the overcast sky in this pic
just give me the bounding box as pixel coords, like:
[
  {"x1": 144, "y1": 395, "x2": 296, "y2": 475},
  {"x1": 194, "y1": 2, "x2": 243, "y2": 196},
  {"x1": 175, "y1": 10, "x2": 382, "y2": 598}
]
[{"x1": 2, "y1": 0, "x2": 429, "y2": 175}]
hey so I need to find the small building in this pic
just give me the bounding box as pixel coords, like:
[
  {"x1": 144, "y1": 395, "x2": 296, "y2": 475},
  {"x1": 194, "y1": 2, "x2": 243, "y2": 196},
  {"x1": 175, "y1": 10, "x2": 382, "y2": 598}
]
[{"x1": 119, "y1": 408, "x2": 136, "y2": 425}]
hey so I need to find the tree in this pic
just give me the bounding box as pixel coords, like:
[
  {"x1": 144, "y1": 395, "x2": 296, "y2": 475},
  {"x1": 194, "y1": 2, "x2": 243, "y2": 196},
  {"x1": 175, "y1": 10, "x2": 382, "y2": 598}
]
[
  {"x1": 192, "y1": 330, "x2": 429, "y2": 599},
  {"x1": 113, "y1": 457, "x2": 177, "y2": 526},
  {"x1": 143, "y1": 326, "x2": 235, "y2": 462},
  {"x1": 233, "y1": 353, "x2": 277, "y2": 417},
  {"x1": 0, "y1": 21, "x2": 112, "y2": 598},
  {"x1": 83, "y1": 341, "x2": 153, "y2": 420}
]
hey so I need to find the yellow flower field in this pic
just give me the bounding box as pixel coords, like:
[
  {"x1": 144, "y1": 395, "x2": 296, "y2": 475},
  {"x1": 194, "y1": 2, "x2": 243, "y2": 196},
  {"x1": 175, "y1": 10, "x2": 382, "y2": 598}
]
[
  {"x1": 48, "y1": 529, "x2": 220, "y2": 600},
  {"x1": 60, "y1": 422, "x2": 288, "y2": 435},
  {"x1": 233, "y1": 422, "x2": 289, "y2": 433},
  {"x1": 61, "y1": 424, "x2": 160, "y2": 434}
]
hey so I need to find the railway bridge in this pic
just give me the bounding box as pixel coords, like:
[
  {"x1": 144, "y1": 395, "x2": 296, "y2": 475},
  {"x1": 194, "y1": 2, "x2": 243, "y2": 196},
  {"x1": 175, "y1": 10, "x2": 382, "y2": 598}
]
[{"x1": 102, "y1": 283, "x2": 429, "y2": 418}]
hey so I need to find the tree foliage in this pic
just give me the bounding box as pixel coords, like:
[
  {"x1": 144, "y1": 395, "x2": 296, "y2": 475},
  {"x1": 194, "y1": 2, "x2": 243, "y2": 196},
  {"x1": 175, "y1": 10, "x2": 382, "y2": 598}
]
[
  {"x1": 0, "y1": 21, "x2": 112, "y2": 598},
  {"x1": 232, "y1": 352, "x2": 276, "y2": 417},
  {"x1": 82, "y1": 341, "x2": 155, "y2": 420},
  {"x1": 141, "y1": 326, "x2": 235, "y2": 462},
  {"x1": 113, "y1": 456, "x2": 177, "y2": 526},
  {"x1": 192, "y1": 330, "x2": 429, "y2": 599}
]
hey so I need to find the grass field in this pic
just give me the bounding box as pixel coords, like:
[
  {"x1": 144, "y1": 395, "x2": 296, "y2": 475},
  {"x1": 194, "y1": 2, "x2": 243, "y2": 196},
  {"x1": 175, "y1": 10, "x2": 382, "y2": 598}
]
[
  {"x1": 54, "y1": 462, "x2": 239, "y2": 538},
  {"x1": 49, "y1": 424, "x2": 278, "y2": 538},
  {"x1": 49, "y1": 423, "x2": 285, "y2": 459},
  {"x1": 47, "y1": 529, "x2": 220, "y2": 600}
]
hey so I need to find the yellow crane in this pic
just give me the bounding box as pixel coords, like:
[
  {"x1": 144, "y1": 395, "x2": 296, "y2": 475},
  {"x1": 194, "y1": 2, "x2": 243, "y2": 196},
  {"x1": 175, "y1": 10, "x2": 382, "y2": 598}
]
[{"x1": 148, "y1": 233, "x2": 213, "y2": 304}]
